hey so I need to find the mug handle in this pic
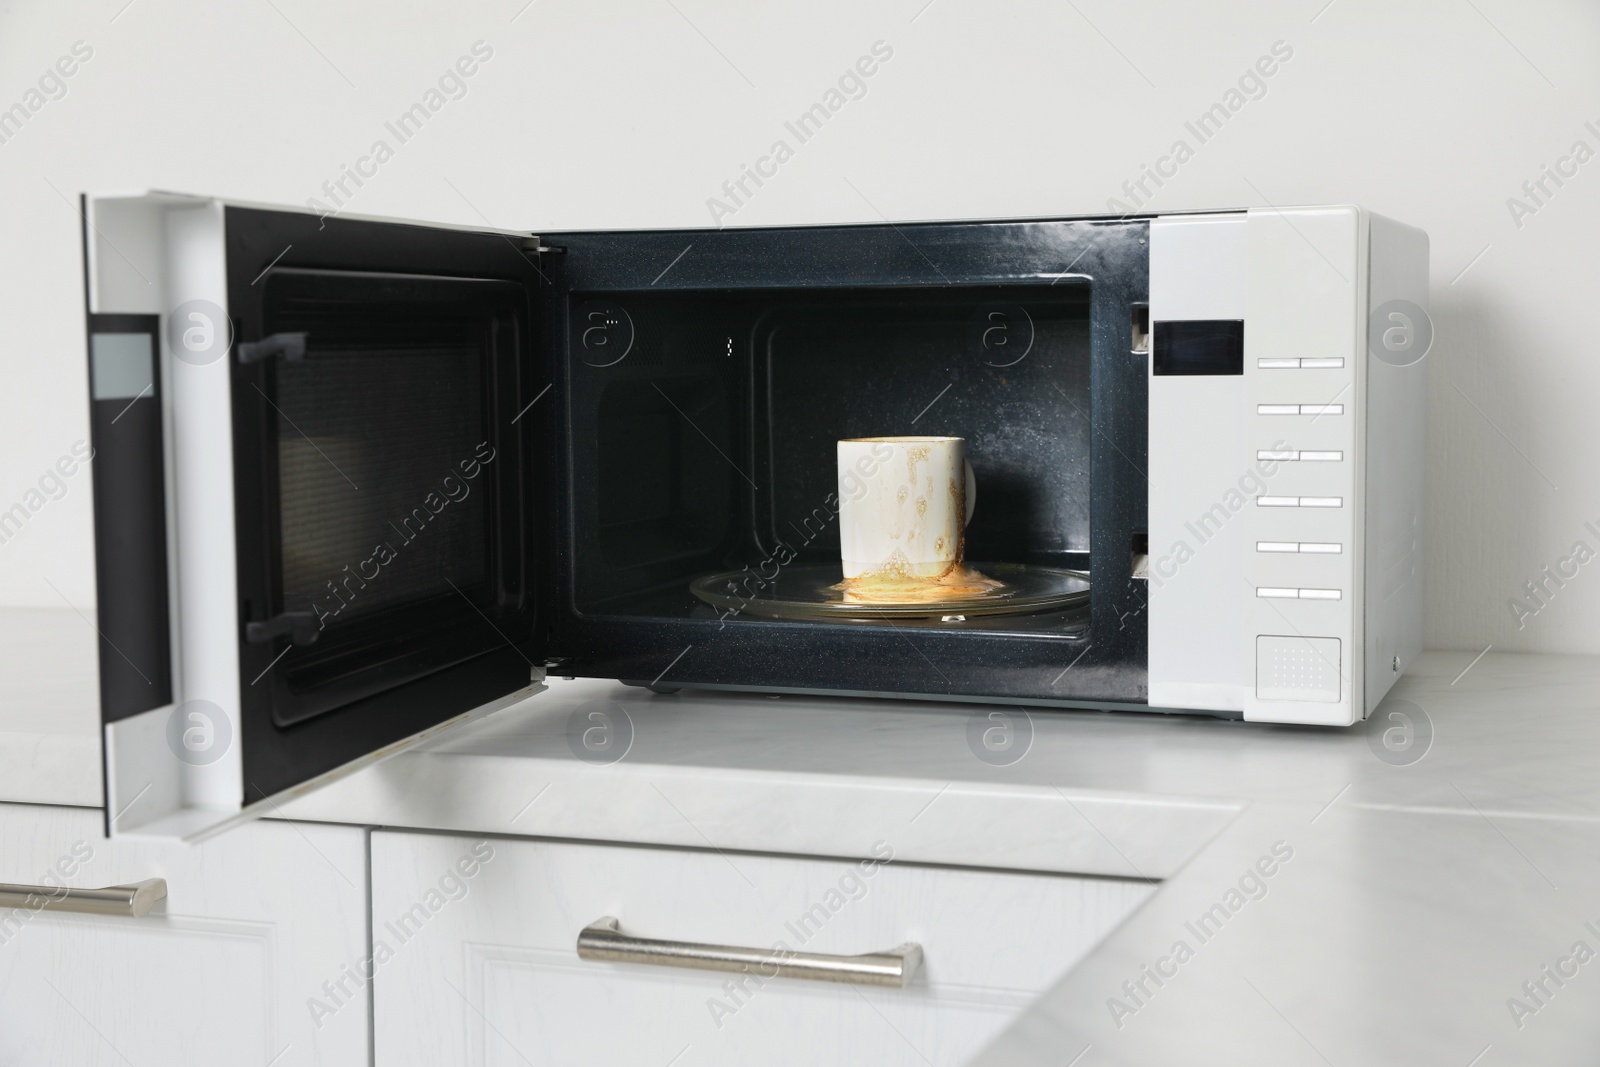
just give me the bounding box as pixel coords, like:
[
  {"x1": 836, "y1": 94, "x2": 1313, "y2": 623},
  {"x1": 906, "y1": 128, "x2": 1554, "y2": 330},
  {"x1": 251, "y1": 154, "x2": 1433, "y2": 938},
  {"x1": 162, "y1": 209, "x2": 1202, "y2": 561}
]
[{"x1": 964, "y1": 459, "x2": 977, "y2": 524}]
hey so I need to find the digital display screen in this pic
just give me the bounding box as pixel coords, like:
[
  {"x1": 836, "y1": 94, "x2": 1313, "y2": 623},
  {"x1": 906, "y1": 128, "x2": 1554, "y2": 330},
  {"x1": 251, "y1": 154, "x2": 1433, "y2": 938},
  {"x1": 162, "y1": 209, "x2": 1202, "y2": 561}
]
[{"x1": 1153, "y1": 319, "x2": 1244, "y2": 376}]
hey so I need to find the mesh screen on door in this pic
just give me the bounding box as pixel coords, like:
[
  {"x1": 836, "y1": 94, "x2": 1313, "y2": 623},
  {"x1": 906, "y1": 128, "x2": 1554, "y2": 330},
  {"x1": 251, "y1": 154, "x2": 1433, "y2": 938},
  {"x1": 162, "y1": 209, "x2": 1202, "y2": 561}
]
[{"x1": 274, "y1": 344, "x2": 487, "y2": 624}]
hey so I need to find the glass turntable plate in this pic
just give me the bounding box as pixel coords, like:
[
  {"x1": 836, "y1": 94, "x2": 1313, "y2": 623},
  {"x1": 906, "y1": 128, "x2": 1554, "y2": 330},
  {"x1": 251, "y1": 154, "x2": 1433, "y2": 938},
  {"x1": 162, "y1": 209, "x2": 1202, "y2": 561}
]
[{"x1": 689, "y1": 562, "x2": 1090, "y2": 620}]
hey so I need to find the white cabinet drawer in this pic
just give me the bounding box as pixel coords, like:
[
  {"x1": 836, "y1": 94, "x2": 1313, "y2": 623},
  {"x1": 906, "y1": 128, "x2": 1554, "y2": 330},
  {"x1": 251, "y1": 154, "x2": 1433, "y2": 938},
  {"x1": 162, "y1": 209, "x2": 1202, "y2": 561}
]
[
  {"x1": 0, "y1": 803, "x2": 369, "y2": 1066},
  {"x1": 373, "y1": 832, "x2": 1152, "y2": 1066}
]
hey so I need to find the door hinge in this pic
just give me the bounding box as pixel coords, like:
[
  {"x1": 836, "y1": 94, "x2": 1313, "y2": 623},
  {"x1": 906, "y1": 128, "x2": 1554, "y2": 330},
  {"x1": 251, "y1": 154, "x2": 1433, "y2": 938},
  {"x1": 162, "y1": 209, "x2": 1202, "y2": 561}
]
[
  {"x1": 245, "y1": 611, "x2": 321, "y2": 646},
  {"x1": 521, "y1": 237, "x2": 566, "y2": 256},
  {"x1": 237, "y1": 332, "x2": 308, "y2": 364},
  {"x1": 535, "y1": 656, "x2": 571, "y2": 684}
]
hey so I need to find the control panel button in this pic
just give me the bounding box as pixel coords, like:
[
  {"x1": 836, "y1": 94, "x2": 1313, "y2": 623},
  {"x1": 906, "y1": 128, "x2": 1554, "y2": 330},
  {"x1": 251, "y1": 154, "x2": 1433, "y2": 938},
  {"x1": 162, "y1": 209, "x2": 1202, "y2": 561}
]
[
  {"x1": 1299, "y1": 358, "x2": 1345, "y2": 369},
  {"x1": 1254, "y1": 542, "x2": 1344, "y2": 554},
  {"x1": 1300, "y1": 450, "x2": 1343, "y2": 462},
  {"x1": 1257, "y1": 358, "x2": 1301, "y2": 369},
  {"x1": 1256, "y1": 541, "x2": 1300, "y2": 553},
  {"x1": 1256, "y1": 635, "x2": 1341, "y2": 702},
  {"x1": 1255, "y1": 496, "x2": 1344, "y2": 508},
  {"x1": 1257, "y1": 404, "x2": 1345, "y2": 416},
  {"x1": 1254, "y1": 587, "x2": 1344, "y2": 600}
]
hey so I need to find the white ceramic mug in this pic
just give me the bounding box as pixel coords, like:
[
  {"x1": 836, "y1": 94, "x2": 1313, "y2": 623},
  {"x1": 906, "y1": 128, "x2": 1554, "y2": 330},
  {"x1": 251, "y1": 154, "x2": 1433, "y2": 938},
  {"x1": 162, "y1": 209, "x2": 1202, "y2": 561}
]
[{"x1": 837, "y1": 436, "x2": 977, "y2": 580}]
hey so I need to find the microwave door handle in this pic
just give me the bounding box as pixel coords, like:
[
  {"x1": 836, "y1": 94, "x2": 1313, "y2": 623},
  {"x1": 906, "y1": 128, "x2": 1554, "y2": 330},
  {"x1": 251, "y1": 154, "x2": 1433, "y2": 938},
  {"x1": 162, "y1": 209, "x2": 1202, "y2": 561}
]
[
  {"x1": 245, "y1": 611, "x2": 321, "y2": 646},
  {"x1": 237, "y1": 332, "x2": 308, "y2": 364}
]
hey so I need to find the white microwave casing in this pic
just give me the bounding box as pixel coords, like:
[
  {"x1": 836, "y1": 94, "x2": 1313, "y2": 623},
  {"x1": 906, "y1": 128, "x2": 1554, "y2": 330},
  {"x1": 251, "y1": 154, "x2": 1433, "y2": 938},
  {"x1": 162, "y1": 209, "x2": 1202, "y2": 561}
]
[{"x1": 1145, "y1": 207, "x2": 1426, "y2": 726}]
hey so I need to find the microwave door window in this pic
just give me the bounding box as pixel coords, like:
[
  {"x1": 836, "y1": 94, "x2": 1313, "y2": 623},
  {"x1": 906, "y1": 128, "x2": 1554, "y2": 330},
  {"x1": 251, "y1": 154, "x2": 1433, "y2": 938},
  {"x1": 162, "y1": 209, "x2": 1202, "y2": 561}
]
[
  {"x1": 240, "y1": 267, "x2": 534, "y2": 731},
  {"x1": 275, "y1": 344, "x2": 487, "y2": 629}
]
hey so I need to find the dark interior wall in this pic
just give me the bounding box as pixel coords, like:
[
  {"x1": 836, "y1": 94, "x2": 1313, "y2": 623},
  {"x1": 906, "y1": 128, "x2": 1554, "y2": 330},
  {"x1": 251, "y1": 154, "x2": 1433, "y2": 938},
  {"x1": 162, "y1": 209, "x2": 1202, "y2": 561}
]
[{"x1": 568, "y1": 285, "x2": 1093, "y2": 618}]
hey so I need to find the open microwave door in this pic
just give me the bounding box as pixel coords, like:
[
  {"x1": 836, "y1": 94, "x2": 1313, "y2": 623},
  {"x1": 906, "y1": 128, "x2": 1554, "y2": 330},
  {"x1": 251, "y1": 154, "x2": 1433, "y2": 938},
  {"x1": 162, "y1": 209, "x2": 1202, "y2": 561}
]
[{"x1": 82, "y1": 192, "x2": 550, "y2": 842}]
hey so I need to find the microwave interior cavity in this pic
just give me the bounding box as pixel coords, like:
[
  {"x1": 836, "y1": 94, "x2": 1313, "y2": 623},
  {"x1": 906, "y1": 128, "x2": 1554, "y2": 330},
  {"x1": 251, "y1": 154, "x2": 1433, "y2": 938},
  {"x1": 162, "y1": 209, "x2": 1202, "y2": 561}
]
[{"x1": 569, "y1": 284, "x2": 1095, "y2": 624}]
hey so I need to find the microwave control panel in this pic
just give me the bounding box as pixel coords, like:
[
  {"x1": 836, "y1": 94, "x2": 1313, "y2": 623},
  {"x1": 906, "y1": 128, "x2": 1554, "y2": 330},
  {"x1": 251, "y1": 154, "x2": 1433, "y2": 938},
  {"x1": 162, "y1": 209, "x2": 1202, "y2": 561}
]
[{"x1": 1145, "y1": 208, "x2": 1425, "y2": 725}]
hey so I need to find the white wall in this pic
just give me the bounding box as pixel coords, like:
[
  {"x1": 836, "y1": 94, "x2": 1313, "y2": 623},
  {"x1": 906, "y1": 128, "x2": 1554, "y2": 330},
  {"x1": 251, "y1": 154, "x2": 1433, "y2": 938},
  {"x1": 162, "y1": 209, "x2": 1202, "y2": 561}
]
[{"x1": 1, "y1": 0, "x2": 1597, "y2": 654}]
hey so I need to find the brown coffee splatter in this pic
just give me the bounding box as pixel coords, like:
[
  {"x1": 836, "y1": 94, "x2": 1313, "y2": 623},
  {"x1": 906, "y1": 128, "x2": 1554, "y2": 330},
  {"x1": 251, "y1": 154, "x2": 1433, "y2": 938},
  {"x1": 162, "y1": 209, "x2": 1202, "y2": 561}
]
[
  {"x1": 835, "y1": 562, "x2": 1004, "y2": 605},
  {"x1": 906, "y1": 445, "x2": 930, "y2": 486}
]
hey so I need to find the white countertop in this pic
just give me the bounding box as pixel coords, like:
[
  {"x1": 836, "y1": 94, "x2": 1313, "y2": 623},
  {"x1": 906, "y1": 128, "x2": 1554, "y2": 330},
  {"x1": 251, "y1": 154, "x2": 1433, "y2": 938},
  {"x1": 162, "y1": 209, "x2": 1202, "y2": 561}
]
[
  {"x1": 967, "y1": 652, "x2": 1600, "y2": 1066},
  {"x1": 282, "y1": 672, "x2": 1251, "y2": 879},
  {"x1": 280, "y1": 650, "x2": 1600, "y2": 1064}
]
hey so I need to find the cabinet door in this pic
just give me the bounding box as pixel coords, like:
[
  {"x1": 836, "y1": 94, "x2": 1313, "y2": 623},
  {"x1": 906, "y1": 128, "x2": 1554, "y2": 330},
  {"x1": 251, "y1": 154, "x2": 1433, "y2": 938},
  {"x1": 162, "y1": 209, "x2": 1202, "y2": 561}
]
[
  {"x1": 372, "y1": 831, "x2": 1153, "y2": 1067},
  {"x1": 0, "y1": 803, "x2": 369, "y2": 1066}
]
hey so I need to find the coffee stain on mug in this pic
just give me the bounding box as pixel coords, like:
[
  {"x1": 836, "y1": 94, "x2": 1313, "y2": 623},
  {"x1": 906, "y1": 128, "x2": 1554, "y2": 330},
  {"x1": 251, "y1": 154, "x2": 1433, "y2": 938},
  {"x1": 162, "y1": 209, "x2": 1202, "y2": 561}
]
[
  {"x1": 906, "y1": 445, "x2": 930, "y2": 486},
  {"x1": 950, "y1": 478, "x2": 966, "y2": 564}
]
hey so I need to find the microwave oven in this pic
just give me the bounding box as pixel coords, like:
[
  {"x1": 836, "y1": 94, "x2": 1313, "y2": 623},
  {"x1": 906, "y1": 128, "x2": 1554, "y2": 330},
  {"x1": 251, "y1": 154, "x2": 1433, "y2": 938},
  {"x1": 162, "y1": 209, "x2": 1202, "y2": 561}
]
[{"x1": 79, "y1": 194, "x2": 1426, "y2": 840}]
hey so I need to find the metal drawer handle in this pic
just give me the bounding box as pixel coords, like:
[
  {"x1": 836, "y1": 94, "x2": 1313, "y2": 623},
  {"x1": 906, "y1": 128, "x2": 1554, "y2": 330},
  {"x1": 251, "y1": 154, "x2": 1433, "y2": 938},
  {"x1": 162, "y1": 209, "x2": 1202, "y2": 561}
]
[
  {"x1": 0, "y1": 878, "x2": 166, "y2": 918},
  {"x1": 576, "y1": 916, "x2": 922, "y2": 988}
]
